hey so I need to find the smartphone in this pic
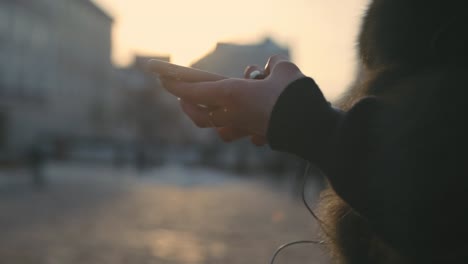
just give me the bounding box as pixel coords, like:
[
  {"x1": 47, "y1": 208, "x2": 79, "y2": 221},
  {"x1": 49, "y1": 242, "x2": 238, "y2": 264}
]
[{"x1": 147, "y1": 59, "x2": 227, "y2": 82}]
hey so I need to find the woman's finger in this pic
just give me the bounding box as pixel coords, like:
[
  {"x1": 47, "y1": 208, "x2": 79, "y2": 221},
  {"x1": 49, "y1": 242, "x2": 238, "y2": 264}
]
[
  {"x1": 179, "y1": 100, "x2": 212, "y2": 128},
  {"x1": 263, "y1": 54, "x2": 291, "y2": 77},
  {"x1": 217, "y1": 127, "x2": 267, "y2": 146},
  {"x1": 216, "y1": 127, "x2": 250, "y2": 142},
  {"x1": 206, "y1": 106, "x2": 238, "y2": 128},
  {"x1": 263, "y1": 54, "x2": 305, "y2": 88},
  {"x1": 162, "y1": 78, "x2": 235, "y2": 107},
  {"x1": 180, "y1": 100, "x2": 239, "y2": 128}
]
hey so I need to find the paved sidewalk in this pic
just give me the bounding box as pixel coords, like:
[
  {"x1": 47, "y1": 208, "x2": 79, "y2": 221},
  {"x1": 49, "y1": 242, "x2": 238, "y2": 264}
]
[{"x1": 0, "y1": 163, "x2": 329, "y2": 264}]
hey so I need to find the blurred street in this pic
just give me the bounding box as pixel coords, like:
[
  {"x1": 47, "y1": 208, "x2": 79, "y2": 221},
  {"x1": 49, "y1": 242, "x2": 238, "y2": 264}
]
[{"x1": 0, "y1": 163, "x2": 328, "y2": 264}]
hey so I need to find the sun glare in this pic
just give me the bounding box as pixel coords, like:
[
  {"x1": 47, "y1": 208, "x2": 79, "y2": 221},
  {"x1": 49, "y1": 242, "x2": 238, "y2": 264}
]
[{"x1": 93, "y1": 0, "x2": 369, "y2": 99}]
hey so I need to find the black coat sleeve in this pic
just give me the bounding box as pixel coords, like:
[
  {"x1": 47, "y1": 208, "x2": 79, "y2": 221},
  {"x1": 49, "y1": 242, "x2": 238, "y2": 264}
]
[
  {"x1": 266, "y1": 75, "x2": 468, "y2": 254},
  {"x1": 267, "y1": 77, "x2": 379, "y2": 211}
]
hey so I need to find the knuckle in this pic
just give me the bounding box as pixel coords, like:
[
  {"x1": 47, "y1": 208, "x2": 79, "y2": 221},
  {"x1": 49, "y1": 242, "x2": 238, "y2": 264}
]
[
  {"x1": 272, "y1": 61, "x2": 301, "y2": 76},
  {"x1": 265, "y1": 54, "x2": 290, "y2": 74}
]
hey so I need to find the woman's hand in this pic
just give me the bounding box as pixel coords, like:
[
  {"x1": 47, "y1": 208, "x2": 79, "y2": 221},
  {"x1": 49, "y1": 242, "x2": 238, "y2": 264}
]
[{"x1": 161, "y1": 55, "x2": 306, "y2": 146}]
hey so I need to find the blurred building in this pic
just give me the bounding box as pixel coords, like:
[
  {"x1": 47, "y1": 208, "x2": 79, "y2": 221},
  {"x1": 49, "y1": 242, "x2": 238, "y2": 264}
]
[
  {"x1": 191, "y1": 37, "x2": 290, "y2": 78},
  {"x1": 112, "y1": 55, "x2": 195, "y2": 145},
  {"x1": 0, "y1": 0, "x2": 113, "y2": 155},
  {"x1": 112, "y1": 55, "x2": 215, "y2": 165}
]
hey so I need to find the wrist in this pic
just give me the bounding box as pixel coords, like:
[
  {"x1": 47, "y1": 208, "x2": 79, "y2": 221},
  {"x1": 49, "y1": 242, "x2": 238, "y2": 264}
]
[{"x1": 266, "y1": 77, "x2": 342, "y2": 163}]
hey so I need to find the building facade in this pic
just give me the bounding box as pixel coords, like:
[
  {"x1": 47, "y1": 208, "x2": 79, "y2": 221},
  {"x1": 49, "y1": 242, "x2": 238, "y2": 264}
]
[{"x1": 0, "y1": 0, "x2": 113, "y2": 154}]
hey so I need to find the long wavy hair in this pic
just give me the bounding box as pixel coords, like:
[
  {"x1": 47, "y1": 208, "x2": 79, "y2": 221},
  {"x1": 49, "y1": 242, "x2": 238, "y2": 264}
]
[{"x1": 319, "y1": 0, "x2": 468, "y2": 263}]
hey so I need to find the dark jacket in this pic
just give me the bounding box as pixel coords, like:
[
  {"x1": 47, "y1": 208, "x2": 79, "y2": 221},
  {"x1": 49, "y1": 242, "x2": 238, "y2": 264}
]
[{"x1": 266, "y1": 69, "x2": 468, "y2": 258}]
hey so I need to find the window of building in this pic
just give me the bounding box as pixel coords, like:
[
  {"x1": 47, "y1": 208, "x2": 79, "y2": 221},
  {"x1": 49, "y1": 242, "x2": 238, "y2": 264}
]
[
  {"x1": 23, "y1": 61, "x2": 39, "y2": 98},
  {"x1": 0, "y1": 3, "x2": 11, "y2": 92},
  {"x1": 0, "y1": 3, "x2": 10, "y2": 39},
  {"x1": 0, "y1": 111, "x2": 7, "y2": 150},
  {"x1": 3, "y1": 52, "x2": 17, "y2": 93},
  {"x1": 31, "y1": 21, "x2": 49, "y2": 52},
  {"x1": 45, "y1": 55, "x2": 58, "y2": 97},
  {"x1": 0, "y1": 50, "x2": 5, "y2": 94}
]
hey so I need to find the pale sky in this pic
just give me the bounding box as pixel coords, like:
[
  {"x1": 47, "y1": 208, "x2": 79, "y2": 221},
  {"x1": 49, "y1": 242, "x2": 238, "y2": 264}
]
[{"x1": 93, "y1": 0, "x2": 369, "y2": 99}]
